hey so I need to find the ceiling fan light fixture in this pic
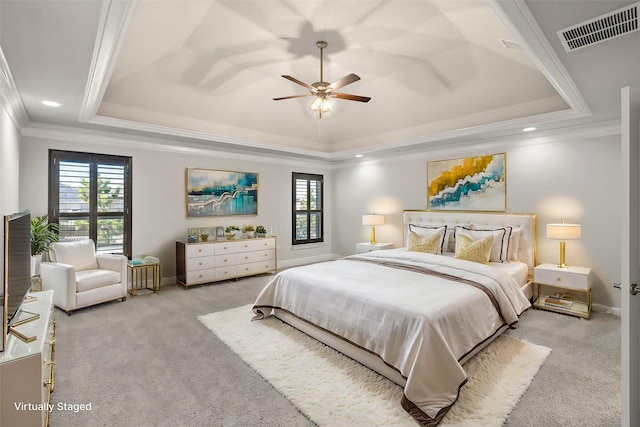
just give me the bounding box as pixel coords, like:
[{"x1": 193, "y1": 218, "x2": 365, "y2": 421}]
[
  {"x1": 274, "y1": 41, "x2": 370, "y2": 118},
  {"x1": 309, "y1": 95, "x2": 333, "y2": 113}
]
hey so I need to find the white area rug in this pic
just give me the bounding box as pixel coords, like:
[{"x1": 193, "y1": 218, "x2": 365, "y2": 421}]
[{"x1": 198, "y1": 305, "x2": 551, "y2": 427}]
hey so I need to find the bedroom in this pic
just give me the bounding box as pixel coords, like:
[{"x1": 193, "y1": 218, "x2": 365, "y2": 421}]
[{"x1": 0, "y1": 0, "x2": 637, "y2": 425}]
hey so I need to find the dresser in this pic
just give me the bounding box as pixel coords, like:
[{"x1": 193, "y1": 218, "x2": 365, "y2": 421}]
[
  {"x1": 0, "y1": 290, "x2": 56, "y2": 427},
  {"x1": 176, "y1": 237, "x2": 277, "y2": 287}
]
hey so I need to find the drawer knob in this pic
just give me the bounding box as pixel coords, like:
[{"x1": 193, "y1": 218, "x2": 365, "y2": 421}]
[
  {"x1": 198, "y1": 249, "x2": 202, "y2": 253},
  {"x1": 556, "y1": 277, "x2": 562, "y2": 282}
]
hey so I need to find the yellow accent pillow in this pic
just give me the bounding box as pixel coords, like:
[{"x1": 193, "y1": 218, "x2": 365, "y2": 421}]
[
  {"x1": 408, "y1": 231, "x2": 442, "y2": 254},
  {"x1": 454, "y1": 234, "x2": 495, "y2": 264}
]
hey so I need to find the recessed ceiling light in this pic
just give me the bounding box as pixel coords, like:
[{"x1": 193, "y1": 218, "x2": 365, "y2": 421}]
[
  {"x1": 41, "y1": 100, "x2": 62, "y2": 107},
  {"x1": 522, "y1": 126, "x2": 537, "y2": 132},
  {"x1": 355, "y1": 154, "x2": 363, "y2": 158}
]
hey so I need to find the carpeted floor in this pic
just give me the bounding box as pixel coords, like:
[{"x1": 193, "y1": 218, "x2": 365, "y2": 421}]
[
  {"x1": 198, "y1": 304, "x2": 551, "y2": 427},
  {"x1": 48, "y1": 274, "x2": 621, "y2": 427}
]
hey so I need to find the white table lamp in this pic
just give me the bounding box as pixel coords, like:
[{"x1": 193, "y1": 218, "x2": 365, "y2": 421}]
[
  {"x1": 362, "y1": 215, "x2": 384, "y2": 245},
  {"x1": 546, "y1": 221, "x2": 581, "y2": 268}
]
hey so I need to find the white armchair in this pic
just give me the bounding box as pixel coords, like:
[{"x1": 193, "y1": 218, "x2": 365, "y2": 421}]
[{"x1": 40, "y1": 239, "x2": 127, "y2": 314}]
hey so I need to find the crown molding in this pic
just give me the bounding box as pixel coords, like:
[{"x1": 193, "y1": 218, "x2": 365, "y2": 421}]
[
  {"x1": 491, "y1": 0, "x2": 591, "y2": 116},
  {"x1": 0, "y1": 46, "x2": 28, "y2": 128},
  {"x1": 80, "y1": 0, "x2": 137, "y2": 122}
]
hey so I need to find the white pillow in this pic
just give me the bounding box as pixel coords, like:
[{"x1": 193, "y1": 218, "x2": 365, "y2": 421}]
[
  {"x1": 408, "y1": 224, "x2": 447, "y2": 254},
  {"x1": 408, "y1": 222, "x2": 467, "y2": 252},
  {"x1": 455, "y1": 226, "x2": 507, "y2": 262},
  {"x1": 469, "y1": 223, "x2": 514, "y2": 262}
]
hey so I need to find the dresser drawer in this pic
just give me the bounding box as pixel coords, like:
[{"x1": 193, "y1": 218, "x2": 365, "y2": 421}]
[
  {"x1": 215, "y1": 266, "x2": 237, "y2": 280},
  {"x1": 250, "y1": 238, "x2": 276, "y2": 251},
  {"x1": 187, "y1": 256, "x2": 215, "y2": 271},
  {"x1": 216, "y1": 241, "x2": 240, "y2": 254},
  {"x1": 535, "y1": 264, "x2": 590, "y2": 290},
  {"x1": 186, "y1": 268, "x2": 216, "y2": 284},
  {"x1": 186, "y1": 243, "x2": 215, "y2": 258},
  {"x1": 214, "y1": 253, "x2": 237, "y2": 266}
]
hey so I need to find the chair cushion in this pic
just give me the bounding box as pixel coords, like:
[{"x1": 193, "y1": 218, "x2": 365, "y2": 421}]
[
  {"x1": 50, "y1": 240, "x2": 99, "y2": 271},
  {"x1": 76, "y1": 269, "x2": 121, "y2": 293}
]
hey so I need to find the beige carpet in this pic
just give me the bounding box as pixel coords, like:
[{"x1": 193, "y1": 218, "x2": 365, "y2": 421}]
[{"x1": 199, "y1": 305, "x2": 551, "y2": 427}]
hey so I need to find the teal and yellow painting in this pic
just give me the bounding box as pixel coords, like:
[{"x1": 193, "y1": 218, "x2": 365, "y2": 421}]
[
  {"x1": 427, "y1": 154, "x2": 505, "y2": 211},
  {"x1": 187, "y1": 168, "x2": 258, "y2": 217}
]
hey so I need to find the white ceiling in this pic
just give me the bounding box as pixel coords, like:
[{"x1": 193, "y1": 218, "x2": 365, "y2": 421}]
[{"x1": 0, "y1": 0, "x2": 638, "y2": 161}]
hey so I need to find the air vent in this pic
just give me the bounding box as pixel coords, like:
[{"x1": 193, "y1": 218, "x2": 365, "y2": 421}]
[{"x1": 557, "y1": 1, "x2": 639, "y2": 52}]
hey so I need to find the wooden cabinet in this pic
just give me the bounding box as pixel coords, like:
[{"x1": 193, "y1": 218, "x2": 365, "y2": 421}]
[
  {"x1": 176, "y1": 237, "x2": 276, "y2": 287},
  {"x1": 0, "y1": 290, "x2": 55, "y2": 427}
]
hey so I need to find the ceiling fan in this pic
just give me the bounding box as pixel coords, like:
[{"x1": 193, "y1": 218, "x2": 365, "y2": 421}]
[{"x1": 273, "y1": 41, "x2": 371, "y2": 118}]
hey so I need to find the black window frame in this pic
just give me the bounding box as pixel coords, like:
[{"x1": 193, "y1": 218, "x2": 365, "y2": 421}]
[
  {"x1": 292, "y1": 172, "x2": 324, "y2": 245},
  {"x1": 48, "y1": 149, "x2": 132, "y2": 258}
]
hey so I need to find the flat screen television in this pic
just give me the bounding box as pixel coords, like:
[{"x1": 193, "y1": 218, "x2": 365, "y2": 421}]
[{"x1": 2, "y1": 210, "x2": 32, "y2": 350}]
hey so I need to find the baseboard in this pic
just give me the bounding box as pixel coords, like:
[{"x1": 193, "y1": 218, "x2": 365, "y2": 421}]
[
  {"x1": 593, "y1": 303, "x2": 620, "y2": 316},
  {"x1": 277, "y1": 253, "x2": 341, "y2": 270}
]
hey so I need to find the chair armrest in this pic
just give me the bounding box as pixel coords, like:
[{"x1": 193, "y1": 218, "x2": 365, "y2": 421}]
[
  {"x1": 40, "y1": 262, "x2": 76, "y2": 310},
  {"x1": 96, "y1": 254, "x2": 127, "y2": 273},
  {"x1": 96, "y1": 254, "x2": 128, "y2": 289}
]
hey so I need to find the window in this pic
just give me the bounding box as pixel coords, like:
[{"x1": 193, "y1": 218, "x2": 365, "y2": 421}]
[
  {"x1": 48, "y1": 150, "x2": 132, "y2": 257},
  {"x1": 292, "y1": 172, "x2": 323, "y2": 245}
]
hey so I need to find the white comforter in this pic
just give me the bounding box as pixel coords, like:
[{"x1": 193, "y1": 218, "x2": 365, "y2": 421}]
[{"x1": 253, "y1": 249, "x2": 531, "y2": 426}]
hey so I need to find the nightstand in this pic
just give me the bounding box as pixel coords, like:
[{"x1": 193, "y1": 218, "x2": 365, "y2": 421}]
[
  {"x1": 355, "y1": 242, "x2": 393, "y2": 254},
  {"x1": 533, "y1": 263, "x2": 592, "y2": 319}
]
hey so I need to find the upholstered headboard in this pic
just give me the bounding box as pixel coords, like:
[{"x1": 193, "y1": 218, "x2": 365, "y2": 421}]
[{"x1": 403, "y1": 210, "x2": 536, "y2": 276}]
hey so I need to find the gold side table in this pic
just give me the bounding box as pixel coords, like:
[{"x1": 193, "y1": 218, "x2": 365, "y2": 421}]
[{"x1": 128, "y1": 258, "x2": 161, "y2": 295}]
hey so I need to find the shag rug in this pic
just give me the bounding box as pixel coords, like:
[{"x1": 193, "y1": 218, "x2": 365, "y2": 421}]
[{"x1": 198, "y1": 305, "x2": 551, "y2": 427}]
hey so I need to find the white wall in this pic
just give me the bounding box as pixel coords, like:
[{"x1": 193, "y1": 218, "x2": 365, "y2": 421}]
[
  {"x1": 332, "y1": 133, "x2": 621, "y2": 311},
  {"x1": 19, "y1": 132, "x2": 334, "y2": 281},
  {"x1": 17, "y1": 125, "x2": 622, "y2": 311}
]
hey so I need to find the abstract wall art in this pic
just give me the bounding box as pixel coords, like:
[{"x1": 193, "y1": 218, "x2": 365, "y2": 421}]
[
  {"x1": 427, "y1": 153, "x2": 506, "y2": 211},
  {"x1": 186, "y1": 168, "x2": 258, "y2": 217}
]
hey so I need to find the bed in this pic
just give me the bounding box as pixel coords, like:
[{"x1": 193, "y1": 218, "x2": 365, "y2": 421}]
[{"x1": 253, "y1": 211, "x2": 536, "y2": 426}]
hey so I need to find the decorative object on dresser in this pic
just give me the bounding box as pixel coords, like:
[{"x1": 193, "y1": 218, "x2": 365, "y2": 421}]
[
  {"x1": 186, "y1": 168, "x2": 258, "y2": 217},
  {"x1": 128, "y1": 256, "x2": 161, "y2": 295},
  {"x1": 355, "y1": 242, "x2": 393, "y2": 254},
  {"x1": 427, "y1": 153, "x2": 506, "y2": 211},
  {"x1": 40, "y1": 239, "x2": 128, "y2": 315},
  {"x1": 533, "y1": 263, "x2": 591, "y2": 319},
  {"x1": 224, "y1": 225, "x2": 241, "y2": 240},
  {"x1": 255, "y1": 225, "x2": 267, "y2": 238},
  {"x1": 362, "y1": 214, "x2": 384, "y2": 245},
  {"x1": 0, "y1": 290, "x2": 55, "y2": 427},
  {"x1": 176, "y1": 237, "x2": 276, "y2": 287},
  {"x1": 546, "y1": 221, "x2": 581, "y2": 268}
]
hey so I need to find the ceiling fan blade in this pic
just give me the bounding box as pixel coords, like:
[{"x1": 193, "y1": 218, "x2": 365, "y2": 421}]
[
  {"x1": 273, "y1": 94, "x2": 313, "y2": 101},
  {"x1": 329, "y1": 73, "x2": 361, "y2": 91},
  {"x1": 281, "y1": 75, "x2": 314, "y2": 91},
  {"x1": 332, "y1": 92, "x2": 371, "y2": 103}
]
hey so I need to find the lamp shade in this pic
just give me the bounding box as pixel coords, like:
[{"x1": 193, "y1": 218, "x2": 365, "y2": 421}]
[
  {"x1": 362, "y1": 215, "x2": 384, "y2": 226},
  {"x1": 546, "y1": 223, "x2": 581, "y2": 240}
]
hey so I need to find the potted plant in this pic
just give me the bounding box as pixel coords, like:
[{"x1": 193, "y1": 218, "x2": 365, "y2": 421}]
[
  {"x1": 225, "y1": 225, "x2": 241, "y2": 240},
  {"x1": 30, "y1": 215, "x2": 59, "y2": 275},
  {"x1": 255, "y1": 225, "x2": 267, "y2": 238},
  {"x1": 244, "y1": 224, "x2": 255, "y2": 238},
  {"x1": 199, "y1": 233, "x2": 209, "y2": 242}
]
